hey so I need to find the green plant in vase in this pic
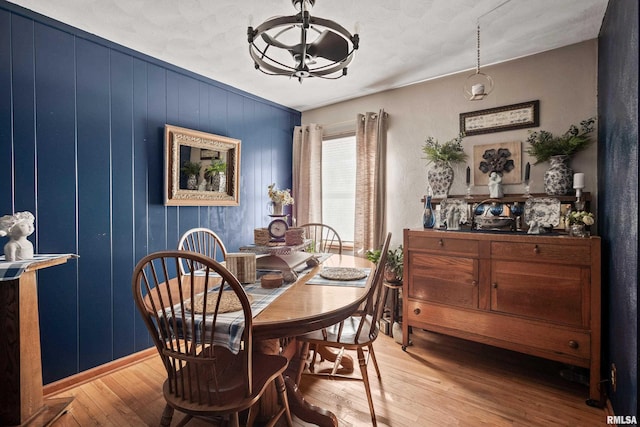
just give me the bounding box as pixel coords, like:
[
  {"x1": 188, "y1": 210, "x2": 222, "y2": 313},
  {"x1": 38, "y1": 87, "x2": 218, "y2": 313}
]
[
  {"x1": 204, "y1": 159, "x2": 226, "y2": 191},
  {"x1": 180, "y1": 160, "x2": 202, "y2": 190},
  {"x1": 366, "y1": 245, "x2": 403, "y2": 283},
  {"x1": 422, "y1": 133, "x2": 467, "y2": 198},
  {"x1": 525, "y1": 117, "x2": 595, "y2": 196},
  {"x1": 525, "y1": 117, "x2": 596, "y2": 164}
]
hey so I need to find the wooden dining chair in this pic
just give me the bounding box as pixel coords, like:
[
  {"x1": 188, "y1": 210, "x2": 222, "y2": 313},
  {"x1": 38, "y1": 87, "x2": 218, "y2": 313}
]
[
  {"x1": 299, "y1": 223, "x2": 343, "y2": 254},
  {"x1": 299, "y1": 232, "x2": 391, "y2": 426},
  {"x1": 132, "y1": 250, "x2": 293, "y2": 427},
  {"x1": 177, "y1": 227, "x2": 228, "y2": 275}
]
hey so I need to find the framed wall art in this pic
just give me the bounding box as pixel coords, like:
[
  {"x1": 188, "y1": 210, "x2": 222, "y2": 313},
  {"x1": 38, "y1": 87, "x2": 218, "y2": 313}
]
[
  {"x1": 473, "y1": 141, "x2": 522, "y2": 186},
  {"x1": 460, "y1": 100, "x2": 539, "y2": 136},
  {"x1": 165, "y1": 125, "x2": 241, "y2": 206}
]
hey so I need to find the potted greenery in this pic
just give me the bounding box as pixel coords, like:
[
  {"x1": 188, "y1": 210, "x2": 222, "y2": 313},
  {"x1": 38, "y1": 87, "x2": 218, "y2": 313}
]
[
  {"x1": 180, "y1": 160, "x2": 202, "y2": 190},
  {"x1": 366, "y1": 245, "x2": 403, "y2": 283},
  {"x1": 204, "y1": 159, "x2": 226, "y2": 191},
  {"x1": 525, "y1": 117, "x2": 595, "y2": 195},
  {"x1": 422, "y1": 133, "x2": 467, "y2": 197}
]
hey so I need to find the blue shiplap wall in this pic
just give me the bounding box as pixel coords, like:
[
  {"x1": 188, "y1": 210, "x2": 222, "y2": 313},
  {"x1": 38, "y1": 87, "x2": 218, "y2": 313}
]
[
  {"x1": 597, "y1": 0, "x2": 638, "y2": 417},
  {"x1": 0, "y1": 3, "x2": 300, "y2": 384}
]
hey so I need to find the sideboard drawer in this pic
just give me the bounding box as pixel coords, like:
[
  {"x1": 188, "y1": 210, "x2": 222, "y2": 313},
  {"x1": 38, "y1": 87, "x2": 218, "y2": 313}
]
[
  {"x1": 407, "y1": 234, "x2": 479, "y2": 256},
  {"x1": 406, "y1": 300, "x2": 591, "y2": 361},
  {"x1": 491, "y1": 241, "x2": 591, "y2": 265}
]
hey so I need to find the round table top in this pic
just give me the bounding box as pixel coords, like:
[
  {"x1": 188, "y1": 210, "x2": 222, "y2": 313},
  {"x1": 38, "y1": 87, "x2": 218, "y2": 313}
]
[{"x1": 252, "y1": 254, "x2": 375, "y2": 341}]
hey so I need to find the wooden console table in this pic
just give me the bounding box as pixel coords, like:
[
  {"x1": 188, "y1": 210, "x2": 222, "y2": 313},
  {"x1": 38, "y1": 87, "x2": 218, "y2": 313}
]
[
  {"x1": 402, "y1": 229, "x2": 603, "y2": 405},
  {"x1": 0, "y1": 254, "x2": 74, "y2": 426}
]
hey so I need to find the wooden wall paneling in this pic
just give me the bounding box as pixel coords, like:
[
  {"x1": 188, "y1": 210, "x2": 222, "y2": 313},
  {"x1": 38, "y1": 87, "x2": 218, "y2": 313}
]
[
  {"x1": 173, "y1": 72, "x2": 200, "y2": 239},
  {"x1": 10, "y1": 15, "x2": 36, "y2": 217},
  {"x1": 165, "y1": 70, "x2": 181, "y2": 248},
  {"x1": 1, "y1": 3, "x2": 301, "y2": 385},
  {"x1": 146, "y1": 64, "x2": 168, "y2": 253},
  {"x1": 204, "y1": 85, "x2": 230, "y2": 236},
  {"x1": 258, "y1": 102, "x2": 274, "y2": 232},
  {"x1": 33, "y1": 22, "x2": 80, "y2": 383},
  {"x1": 223, "y1": 92, "x2": 247, "y2": 252},
  {"x1": 243, "y1": 100, "x2": 260, "y2": 234},
  {"x1": 0, "y1": 9, "x2": 11, "y2": 215},
  {"x1": 197, "y1": 81, "x2": 210, "y2": 230},
  {"x1": 110, "y1": 50, "x2": 137, "y2": 360},
  {"x1": 132, "y1": 58, "x2": 152, "y2": 352},
  {"x1": 76, "y1": 39, "x2": 113, "y2": 370}
]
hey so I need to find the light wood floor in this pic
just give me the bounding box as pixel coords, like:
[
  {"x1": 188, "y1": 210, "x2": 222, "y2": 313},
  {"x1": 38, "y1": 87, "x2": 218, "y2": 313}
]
[{"x1": 47, "y1": 329, "x2": 606, "y2": 426}]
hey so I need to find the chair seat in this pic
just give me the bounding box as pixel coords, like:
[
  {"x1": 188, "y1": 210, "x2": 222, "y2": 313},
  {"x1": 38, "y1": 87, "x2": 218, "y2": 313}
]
[
  {"x1": 300, "y1": 314, "x2": 377, "y2": 347},
  {"x1": 164, "y1": 351, "x2": 288, "y2": 415}
]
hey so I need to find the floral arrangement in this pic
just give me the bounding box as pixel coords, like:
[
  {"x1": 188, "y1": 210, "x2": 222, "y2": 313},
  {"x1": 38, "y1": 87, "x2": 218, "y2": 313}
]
[
  {"x1": 422, "y1": 133, "x2": 467, "y2": 165},
  {"x1": 525, "y1": 117, "x2": 596, "y2": 164},
  {"x1": 567, "y1": 210, "x2": 595, "y2": 226},
  {"x1": 268, "y1": 183, "x2": 294, "y2": 206}
]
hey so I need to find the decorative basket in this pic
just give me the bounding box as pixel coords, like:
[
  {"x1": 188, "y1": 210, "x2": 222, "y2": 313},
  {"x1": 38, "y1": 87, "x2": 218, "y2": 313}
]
[
  {"x1": 254, "y1": 228, "x2": 270, "y2": 245},
  {"x1": 285, "y1": 227, "x2": 305, "y2": 246}
]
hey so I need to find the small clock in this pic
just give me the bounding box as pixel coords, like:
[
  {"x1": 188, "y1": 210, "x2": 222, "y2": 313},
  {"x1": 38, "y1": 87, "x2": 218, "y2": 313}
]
[{"x1": 268, "y1": 218, "x2": 289, "y2": 240}]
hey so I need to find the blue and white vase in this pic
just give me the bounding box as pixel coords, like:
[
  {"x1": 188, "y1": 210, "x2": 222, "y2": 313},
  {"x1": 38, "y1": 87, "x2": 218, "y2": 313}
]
[
  {"x1": 427, "y1": 161, "x2": 454, "y2": 198},
  {"x1": 544, "y1": 155, "x2": 573, "y2": 196}
]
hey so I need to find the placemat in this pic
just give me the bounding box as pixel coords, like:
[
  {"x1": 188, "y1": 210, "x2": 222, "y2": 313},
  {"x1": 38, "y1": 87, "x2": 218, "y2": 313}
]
[
  {"x1": 188, "y1": 291, "x2": 253, "y2": 314},
  {"x1": 319, "y1": 267, "x2": 368, "y2": 281},
  {"x1": 306, "y1": 268, "x2": 371, "y2": 287}
]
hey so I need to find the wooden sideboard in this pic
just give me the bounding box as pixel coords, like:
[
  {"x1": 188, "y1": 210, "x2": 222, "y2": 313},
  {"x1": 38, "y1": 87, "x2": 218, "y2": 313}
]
[{"x1": 402, "y1": 228, "x2": 603, "y2": 405}]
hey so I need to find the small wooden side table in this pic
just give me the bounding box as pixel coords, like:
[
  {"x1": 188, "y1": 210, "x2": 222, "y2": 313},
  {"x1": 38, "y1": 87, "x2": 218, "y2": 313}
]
[
  {"x1": 0, "y1": 255, "x2": 74, "y2": 426},
  {"x1": 383, "y1": 280, "x2": 403, "y2": 326}
]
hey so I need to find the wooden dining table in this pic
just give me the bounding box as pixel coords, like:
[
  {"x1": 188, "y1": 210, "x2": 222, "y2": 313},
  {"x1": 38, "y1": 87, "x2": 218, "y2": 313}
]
[{"x1": 251, "y1": 253, "x2": 375, "y2": 427}]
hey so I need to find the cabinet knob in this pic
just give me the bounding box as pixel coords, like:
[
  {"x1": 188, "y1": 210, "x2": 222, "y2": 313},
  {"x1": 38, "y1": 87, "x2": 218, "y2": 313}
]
[
  {"x1": 438, "y1": 239, "x2": 444, "y2": 247},
  {"x1": 413, "y1": 308, "x2": 421, "y2": 315},
  {"x1": 568, "y1": 340, "x2": 579, "y2": 349},
  {"x1": 471, "y1": 280, "x2": 478, "y2": 286},
  {"x1": 533, "y1": 244, "x2": 540, "y2": 254},
  {"x1": 492, "y1": 283, "x2": 498, "y2": 289}
]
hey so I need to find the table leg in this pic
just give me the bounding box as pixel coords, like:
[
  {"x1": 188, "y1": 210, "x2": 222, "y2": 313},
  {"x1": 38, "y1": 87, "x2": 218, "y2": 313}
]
[{"x1": 284, "y1": 340, "x2": 338, "y2": 427}]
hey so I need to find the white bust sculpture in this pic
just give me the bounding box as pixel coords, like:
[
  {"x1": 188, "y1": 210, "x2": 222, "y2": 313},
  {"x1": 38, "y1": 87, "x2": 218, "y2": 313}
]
[
  {"x1": 488, "y1": 172, "x2": 504, "y2": 198},
  {"x1": 0, "y1": 211, "x2": 35, "y2": 261}
]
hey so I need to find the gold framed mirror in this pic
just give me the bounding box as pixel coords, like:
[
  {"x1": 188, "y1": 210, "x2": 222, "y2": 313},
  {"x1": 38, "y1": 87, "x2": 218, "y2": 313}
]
[{"x1": 164, "y1": 125, "x2": 241, "y2": 206}]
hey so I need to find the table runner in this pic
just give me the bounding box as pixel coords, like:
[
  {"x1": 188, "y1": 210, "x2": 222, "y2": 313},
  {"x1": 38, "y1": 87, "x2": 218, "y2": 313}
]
[
  {"x1": 0, "y1": 254, "x2": 75, "y2": 282},
  {"x1": 165, "y1": 253, "x2": 334, "y2": 353}
]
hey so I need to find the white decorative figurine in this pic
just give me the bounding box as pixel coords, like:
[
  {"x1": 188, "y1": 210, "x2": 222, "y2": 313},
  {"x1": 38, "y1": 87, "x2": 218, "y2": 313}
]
[
  {"x1": 0, "y1": 211, "x2": 35, "y2": 261},
  {"x1": 488, "y1": 172, "x2": 504, "y2": 198}
]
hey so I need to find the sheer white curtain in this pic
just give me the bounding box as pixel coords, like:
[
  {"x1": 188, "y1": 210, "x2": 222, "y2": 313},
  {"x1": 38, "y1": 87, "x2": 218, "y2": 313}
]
[
  {"x1": 292, "y1": 124, "x2": 323, "y2": 226},
  {"x1": 354, "y1": 110, "x2": 388, "y2": 255}
]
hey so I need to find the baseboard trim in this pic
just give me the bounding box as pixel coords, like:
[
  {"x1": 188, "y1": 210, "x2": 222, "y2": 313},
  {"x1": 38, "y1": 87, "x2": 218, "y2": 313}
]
[{"x1": 43, "y1": 347, "x2": 157, "y2": 397}]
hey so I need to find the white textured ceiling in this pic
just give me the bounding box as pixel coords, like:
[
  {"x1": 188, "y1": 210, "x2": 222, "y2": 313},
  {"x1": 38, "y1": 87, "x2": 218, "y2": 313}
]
[{"x1": 7, "y1": 0, "x2": 609, "y2": 111}]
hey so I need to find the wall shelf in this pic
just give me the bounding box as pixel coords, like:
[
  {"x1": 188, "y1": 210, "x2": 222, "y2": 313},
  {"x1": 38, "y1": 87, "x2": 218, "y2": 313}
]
[{"x1": 421, "y1": 192, "x2": 591, "y2": 205}]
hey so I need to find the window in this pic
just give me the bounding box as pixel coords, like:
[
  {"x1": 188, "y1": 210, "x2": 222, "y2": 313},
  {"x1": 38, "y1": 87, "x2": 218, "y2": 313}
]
[{"x1": 321, "y1": 135, "x2": 356, "y2": 243}]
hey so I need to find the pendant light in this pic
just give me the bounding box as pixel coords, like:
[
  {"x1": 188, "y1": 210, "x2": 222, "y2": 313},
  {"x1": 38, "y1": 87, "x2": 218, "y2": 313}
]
[
  {"x1": 463, "y1": 21, "x2": 494, "y2": 101},
  {"x1": 463, "y1": 0, "x2": 512, "y2": 100},
  {"x1": 248, "y1": 0, "x2": 359, "y2": 83}
]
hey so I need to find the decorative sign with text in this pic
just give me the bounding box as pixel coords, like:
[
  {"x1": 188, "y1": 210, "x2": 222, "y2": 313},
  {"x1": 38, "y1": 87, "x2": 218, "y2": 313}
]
[{"x1": 460, "y1": 100, "x2": 539, "y2": 136}]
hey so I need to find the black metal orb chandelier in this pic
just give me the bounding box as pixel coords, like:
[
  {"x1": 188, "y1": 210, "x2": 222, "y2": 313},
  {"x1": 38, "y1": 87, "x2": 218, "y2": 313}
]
[{"x1": 247, "y1": 0, "x2": 359, "y2": 83}]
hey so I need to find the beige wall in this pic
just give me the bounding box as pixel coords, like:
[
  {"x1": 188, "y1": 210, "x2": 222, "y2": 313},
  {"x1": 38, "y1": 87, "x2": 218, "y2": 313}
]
[{"x1": 302, "y1": 40, "x2": 598, "y2": 245}]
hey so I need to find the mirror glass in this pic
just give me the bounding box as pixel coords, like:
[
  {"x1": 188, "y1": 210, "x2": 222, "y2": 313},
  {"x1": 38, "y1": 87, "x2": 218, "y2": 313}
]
[{"x1": 164, "y1": 125, "x2": 241, "y2": 206}]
